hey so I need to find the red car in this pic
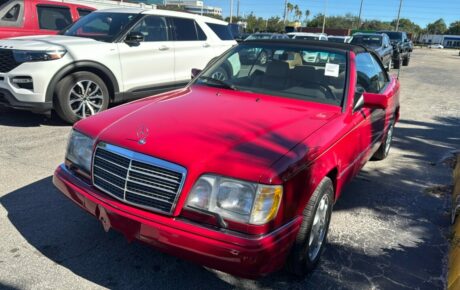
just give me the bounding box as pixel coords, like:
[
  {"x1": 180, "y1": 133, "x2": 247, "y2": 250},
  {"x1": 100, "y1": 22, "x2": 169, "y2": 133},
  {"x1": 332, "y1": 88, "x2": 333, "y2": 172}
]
[
  {"x1": 53, "y1": 40, "x2": 400, "y2": 278},
  {"x1": 0, "y1": 0, "x2": 94, "y2": 39}
]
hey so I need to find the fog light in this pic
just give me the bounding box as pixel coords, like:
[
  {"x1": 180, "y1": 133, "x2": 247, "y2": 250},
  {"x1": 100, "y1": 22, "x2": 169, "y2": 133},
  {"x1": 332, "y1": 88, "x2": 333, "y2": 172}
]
[{"x1": 11, "y1": 77, "x2": 33, "y2": 90}]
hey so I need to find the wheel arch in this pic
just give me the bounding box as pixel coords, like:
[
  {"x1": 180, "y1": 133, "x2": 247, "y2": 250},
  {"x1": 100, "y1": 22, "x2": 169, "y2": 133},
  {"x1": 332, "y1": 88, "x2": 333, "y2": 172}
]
[{"x1": 46, "y1": 61, "x2": 120, "y2": 106}]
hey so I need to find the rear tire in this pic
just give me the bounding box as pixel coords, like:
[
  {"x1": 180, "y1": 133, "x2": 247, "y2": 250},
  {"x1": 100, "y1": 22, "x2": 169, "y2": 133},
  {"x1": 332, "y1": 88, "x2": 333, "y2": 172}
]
[
  {"x1": 286, "y1": 177, "x2": 334, "y2": 276},
  {"x1": 54, "y1": 71, "x2": 110, "y2": 124},
  {"x1": 402, "y1": 55, "x2": 410, "y2": 66},
  {"x1": 393, "y1": 56, "x2": 401, "y2": 69},
  {"x1": 372, "y1": 118, "x2": 395, "y2": 160}
]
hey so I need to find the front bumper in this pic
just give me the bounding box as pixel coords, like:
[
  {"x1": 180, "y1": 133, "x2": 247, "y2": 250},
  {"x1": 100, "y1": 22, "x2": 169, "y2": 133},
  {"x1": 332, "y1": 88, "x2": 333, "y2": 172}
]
[
  {"x1": 0, "y1": 88, "x2": 52, "y2": 112},
  {"x1": 53, "y1": 165, "x2": 302, "y2": 278}
]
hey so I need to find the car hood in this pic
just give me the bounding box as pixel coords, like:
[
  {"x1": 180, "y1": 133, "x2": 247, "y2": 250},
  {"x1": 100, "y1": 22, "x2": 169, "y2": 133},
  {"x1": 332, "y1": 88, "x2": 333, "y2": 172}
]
[
  {"x1": 76, "y1": 86, "x2": 340, "y2": 182},
  {"x1": 0, "y1": 35, "x2": 101, "y2": 51}
]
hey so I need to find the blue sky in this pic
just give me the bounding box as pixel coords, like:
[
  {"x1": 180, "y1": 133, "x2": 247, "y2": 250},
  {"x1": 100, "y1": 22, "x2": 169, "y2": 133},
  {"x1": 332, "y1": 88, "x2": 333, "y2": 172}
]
[{"x1": 205, "y1": 0, "x2": 460, "y2": 27}]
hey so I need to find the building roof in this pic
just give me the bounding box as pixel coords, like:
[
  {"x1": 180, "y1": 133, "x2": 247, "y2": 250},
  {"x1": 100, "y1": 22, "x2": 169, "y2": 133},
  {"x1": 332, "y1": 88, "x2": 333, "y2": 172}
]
[{"x1": 243, "y1": 39, "x2": 368, "y2": 54}]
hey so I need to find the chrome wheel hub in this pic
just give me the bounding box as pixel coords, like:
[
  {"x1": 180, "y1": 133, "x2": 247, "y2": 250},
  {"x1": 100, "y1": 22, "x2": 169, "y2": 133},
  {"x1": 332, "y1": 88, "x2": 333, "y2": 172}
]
[
  {"x1": 69, "y1": 80, "x2": 104, "y2": 119},
  {"x1": 308, "y1": 194, "x2": 330, "y2": 261},
  {"x1": 211, "y1": 71, "x2": 226, "y2": 81},
  {"x1": 385, "y1": 122, "x2": 394, "y2": 155}
]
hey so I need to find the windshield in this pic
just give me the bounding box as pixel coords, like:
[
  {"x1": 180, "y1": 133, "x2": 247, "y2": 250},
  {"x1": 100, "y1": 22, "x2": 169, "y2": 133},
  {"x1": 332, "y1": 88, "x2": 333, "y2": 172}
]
[
  {"x1": 63, "y1": 12, "x2": 137, "y2": 42},
  {"x1": 351, "y1": 35, "x2": 382, "y2": 47},
  {"x1": 296, "y1": 35, "x2": 319, "y2": 40},
  {"x1": 246, "y1": 34, "x2": 274, "y2": 40},
  {"x1": 382, "y1": 32, "x2": 402, "y2": 41},
  {"x1": 194, "y1": 44, "x2": 347, "y2": 106}
]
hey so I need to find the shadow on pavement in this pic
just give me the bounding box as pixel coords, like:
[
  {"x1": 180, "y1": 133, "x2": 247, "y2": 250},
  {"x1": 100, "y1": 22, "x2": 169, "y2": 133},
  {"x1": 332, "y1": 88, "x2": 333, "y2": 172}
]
[{"x1": 0, "y1": 107, "x2": 67, "y2": 127}]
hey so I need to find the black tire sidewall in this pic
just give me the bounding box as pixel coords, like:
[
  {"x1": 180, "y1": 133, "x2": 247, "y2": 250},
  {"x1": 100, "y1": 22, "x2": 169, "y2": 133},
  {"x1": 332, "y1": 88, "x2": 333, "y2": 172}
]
[
  {"x1": 54, "y1": 71, "x2": 109, "y2": 124},
  {"x1": 287, "y1": 177, "x2": 334, "y2": 276}
]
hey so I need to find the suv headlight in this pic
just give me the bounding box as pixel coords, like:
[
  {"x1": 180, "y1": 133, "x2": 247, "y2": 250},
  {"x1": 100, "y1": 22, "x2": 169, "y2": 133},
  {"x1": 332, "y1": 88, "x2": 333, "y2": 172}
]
[
  {"x1": 13, "y1": 50, "x2": 67, "y2": 63},
  {"x1": 66, "y1": 130, "x2": 94, "y2": 173},
  {"x1": 186, "y1": 175, "x2": 282, "y2": 225}
]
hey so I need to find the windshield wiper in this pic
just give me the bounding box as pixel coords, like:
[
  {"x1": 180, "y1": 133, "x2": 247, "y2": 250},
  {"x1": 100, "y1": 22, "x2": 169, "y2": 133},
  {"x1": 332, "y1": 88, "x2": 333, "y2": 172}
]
[{"x1": 197, "y1": 76, "x2": 236, "y2": 90}]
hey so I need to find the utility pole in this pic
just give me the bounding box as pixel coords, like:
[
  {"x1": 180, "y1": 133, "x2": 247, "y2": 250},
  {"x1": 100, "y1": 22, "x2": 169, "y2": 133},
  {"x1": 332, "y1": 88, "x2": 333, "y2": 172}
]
[
  {"x1": 237, "y1": 0, "x2": 240, "y2": 19},
  {"x1": 230, "y1": 0, "x2": 234, "y2": 23},
  {"x1": 321, "y1": 0, "x2": 328, "y2": 34},
  {"x1": 283, "y1": 0, "x2": 287, "y2": 24},
  {"x1": 357, "y1": 0, "x2": 364, "y2": 29},
  {"x1": 395, "y1": 0, "x2": 403, "y2": 31}
]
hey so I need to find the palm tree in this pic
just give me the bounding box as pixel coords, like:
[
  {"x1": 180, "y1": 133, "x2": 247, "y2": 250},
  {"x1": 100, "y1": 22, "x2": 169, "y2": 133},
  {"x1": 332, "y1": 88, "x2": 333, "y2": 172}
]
[
  {"x1": 286, "y1": 2, "x2": 294, "y2": 21},
  {"x1": 305, "y1": 9, "x2": 311, "y2": 25},
  {"x1": 294, "y1": 5, "x2": 302, "y2": 21}
]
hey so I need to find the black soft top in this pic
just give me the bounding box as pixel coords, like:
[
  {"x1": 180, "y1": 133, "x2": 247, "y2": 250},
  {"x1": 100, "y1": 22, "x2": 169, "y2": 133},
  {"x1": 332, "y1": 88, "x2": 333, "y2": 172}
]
[{"x1": 242, "y1": 39, "x2": 369, "y2": 54}]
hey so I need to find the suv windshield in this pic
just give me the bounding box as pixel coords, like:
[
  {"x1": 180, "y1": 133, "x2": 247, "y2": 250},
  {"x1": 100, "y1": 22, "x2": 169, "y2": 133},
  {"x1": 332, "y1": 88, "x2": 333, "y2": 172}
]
[
  {"x1": 63, "y1": 12, "x2": 137, "y2": 42},
  {"x1": 246, "y1": 34, "x2": 274, "y2": 40},
  {"x1": 382, "y1": 32, "x2": 402, "y2": 41},
  {"x1": 351, "y1": 35, "x2": 382, "y2": 47},
  {"x1": 195, "y1": 44, "x2": 347, "y2": 106}
]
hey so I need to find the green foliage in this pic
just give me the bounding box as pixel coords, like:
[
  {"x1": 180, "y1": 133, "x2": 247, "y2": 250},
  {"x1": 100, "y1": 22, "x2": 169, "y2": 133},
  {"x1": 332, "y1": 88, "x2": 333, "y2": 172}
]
[
  {"x1": 426, "y1": 18, "x2": 447, "y2": 34},
  {"x1": 446, "y1": 21, "x2": 460, "y2": 35}
]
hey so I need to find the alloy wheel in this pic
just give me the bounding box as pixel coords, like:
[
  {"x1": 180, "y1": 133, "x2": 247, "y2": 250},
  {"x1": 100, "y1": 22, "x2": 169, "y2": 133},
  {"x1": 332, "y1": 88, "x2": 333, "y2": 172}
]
[
  {"x1": 68, "y1": 80, "x2": 104, "y2": 119},
  {"x1": 308, "y1": 194, "x2": 330, "y2": 261}
]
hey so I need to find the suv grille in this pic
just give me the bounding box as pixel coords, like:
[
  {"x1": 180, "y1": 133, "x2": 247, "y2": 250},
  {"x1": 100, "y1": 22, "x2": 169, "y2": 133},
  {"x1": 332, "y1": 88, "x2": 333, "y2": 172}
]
[
  {"x1": 0, "y1": 49, "x2": 20, "y2": 73},
  {"x1": 92, "y1": 143, "x2": 186, "y2": 214}
]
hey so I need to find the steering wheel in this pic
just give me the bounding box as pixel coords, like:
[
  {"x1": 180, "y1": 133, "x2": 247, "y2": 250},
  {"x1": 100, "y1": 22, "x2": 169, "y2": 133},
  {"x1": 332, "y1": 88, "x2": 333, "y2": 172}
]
[{"x1": 302, "y1": 81, "x2": 338, "y2": 101}]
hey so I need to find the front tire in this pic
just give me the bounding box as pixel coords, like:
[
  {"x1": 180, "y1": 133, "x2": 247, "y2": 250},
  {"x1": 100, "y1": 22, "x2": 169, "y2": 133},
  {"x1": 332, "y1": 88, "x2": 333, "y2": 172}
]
[
  {"x1": 372, "y1": 119, "x2": 395, "y2": 160},
  {"x1": 54, "y1": 71, "x2": 109, "y2": 124},
  {"x1": 286, "y1": 177, "x2": 334, "y2": 276},
  {"x1": 402, "y1": 54, "x2": 410, "y2": 66}
]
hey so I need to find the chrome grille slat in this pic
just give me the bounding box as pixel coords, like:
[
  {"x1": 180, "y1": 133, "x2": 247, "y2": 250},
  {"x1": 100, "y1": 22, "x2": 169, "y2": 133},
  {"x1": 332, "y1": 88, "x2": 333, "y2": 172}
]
[{"x1": 92, "y1": 143, "x2": 186, "y2": 214}]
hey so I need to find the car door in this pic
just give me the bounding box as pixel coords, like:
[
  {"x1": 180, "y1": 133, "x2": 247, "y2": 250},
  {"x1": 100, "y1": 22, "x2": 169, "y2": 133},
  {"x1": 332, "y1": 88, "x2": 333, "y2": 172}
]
[
  {"x1": 204, "y1": 21, "x2": 236, "y2": 56},
  {"x1": 169, "y1": 17, "x2": 212, "y2": 82},
  {"x1": 0, "y1": 0, "x2": 25, "y2": 38},
  {"x1": 383, "y1": 35, "x2": 392, "y2": 65},
  {"x1": 117, "y1": 15, "x2": 175, "y2": 94},
  {"x1": 354, "y1": 52, "x2": 391, "y2": 165}
]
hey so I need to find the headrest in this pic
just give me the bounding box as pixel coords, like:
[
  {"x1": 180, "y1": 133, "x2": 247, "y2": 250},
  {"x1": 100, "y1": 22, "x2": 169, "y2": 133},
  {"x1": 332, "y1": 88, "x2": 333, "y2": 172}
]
[{"x1": 266, "y1": 61, "x2": 290, "y2": 77}]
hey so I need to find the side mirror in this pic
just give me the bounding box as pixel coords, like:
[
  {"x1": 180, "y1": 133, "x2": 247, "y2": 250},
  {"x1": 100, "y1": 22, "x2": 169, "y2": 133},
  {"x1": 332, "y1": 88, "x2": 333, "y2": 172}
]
[
  {"x1": 125, "y1": 32, "x2": 144, "y2": 46},
  {"x1": 353, "y1": 86, "x2": 365, "y2": 111},
  {"x1": 363, "y1": 92, "x2": 388, "y2": 109},
  {"x1": 191, "y1": 68, "x2": 202, "y2": 79}
]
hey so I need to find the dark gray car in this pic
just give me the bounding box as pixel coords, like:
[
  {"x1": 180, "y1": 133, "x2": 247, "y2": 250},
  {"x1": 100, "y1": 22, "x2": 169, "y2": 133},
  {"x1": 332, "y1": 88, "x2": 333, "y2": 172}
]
[{"x1": 350, "y1": 33, "x2": 393, "y2": 71}]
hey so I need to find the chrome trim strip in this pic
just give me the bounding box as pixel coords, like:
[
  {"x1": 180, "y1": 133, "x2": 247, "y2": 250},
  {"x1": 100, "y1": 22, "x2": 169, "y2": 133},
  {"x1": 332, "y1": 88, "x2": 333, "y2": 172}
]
[
  {"x1": 91, "y1": 142, "x2": 187, "y2": 215},
  {"x1": 129, "y1": 167, "x2": 181, "y2": 183},
  {"x1": 94, "y1": 155, "x2": 129, "y2": 170},
  {"x1": 126, "y1": 177, "x2": 177, "y2": 194}
]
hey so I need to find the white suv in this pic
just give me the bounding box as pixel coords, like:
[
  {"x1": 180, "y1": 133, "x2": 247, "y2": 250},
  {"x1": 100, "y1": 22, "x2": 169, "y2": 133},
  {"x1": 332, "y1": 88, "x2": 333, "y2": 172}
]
[{"x1": 0, "y1": 8, "x2": 236, "y2": 123}]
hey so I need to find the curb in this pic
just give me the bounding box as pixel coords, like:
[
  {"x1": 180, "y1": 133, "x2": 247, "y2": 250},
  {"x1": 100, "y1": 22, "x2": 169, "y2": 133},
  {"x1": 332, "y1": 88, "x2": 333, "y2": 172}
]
[{"x1": 448, "y1": 154, "x2": 460, "y2": 290}]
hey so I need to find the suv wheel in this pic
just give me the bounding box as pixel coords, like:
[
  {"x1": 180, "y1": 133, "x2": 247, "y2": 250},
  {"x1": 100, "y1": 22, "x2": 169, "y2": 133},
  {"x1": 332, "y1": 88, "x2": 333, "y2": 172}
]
[
  {"x1": 54, "y1": 72, "x2": 109, "y2": 124},
  {"x1": 402, "y1": 55, "x2": 410, "y2": 66},
  {"x1": 393, "y1": 55, "x2": 401, "y2": 69},
  {"x1": 286, "y1": 177, "x2": 334, "y2": 276}
]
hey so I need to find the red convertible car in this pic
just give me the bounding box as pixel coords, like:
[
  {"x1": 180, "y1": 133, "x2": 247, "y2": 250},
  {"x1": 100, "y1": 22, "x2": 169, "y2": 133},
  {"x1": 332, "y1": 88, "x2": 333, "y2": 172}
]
[{"x1": 53, "y1": 40, "x2": 400, "y2": 278}]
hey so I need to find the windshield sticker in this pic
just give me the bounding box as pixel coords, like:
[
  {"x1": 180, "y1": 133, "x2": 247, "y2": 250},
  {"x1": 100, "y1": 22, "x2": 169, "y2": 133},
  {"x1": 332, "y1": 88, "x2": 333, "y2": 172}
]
[{"x1": 325, "y1": 63, "x2": 340, "y2": 77}]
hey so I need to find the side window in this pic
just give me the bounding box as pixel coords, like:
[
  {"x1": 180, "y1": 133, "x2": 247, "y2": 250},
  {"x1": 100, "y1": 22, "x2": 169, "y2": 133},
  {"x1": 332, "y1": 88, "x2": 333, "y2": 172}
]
[
  {"x1": 0, "y1": 0, "x2": 24, "y2": 27},
  {"x1": 37, "y1": 5, "x2": 72, "y2": 30},
  {"x1": 206, "y1": 23, "x2": 233, "y2": 40},
  {"x1": 171, "y1": 17, "x2": 207, "y2": 41},
  {"x1": 77, "y1": 8, "x2": 92, "y2": 18},
  {"x1": 131, "y1": 16, "x2": 169, "y2": 42},
  {"x1": 355, "y1": 52, "x2": 388, "y2": 94}
]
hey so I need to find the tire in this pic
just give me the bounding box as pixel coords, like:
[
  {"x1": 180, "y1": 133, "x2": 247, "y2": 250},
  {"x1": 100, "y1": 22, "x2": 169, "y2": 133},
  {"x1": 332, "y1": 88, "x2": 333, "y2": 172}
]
[
  {"x1": 211, "y1": 67, "x2": 229, "y2": 81},
  {"x1": 286, "y1": 177, "x2": 334, "y2": 276},
  {"x1": 402, "y1": 54, "x2": 410, "y2": 66},
  {"x1": 393, "y1": 55, "x2": 401, "y2": 69},
  {"x1": 386, "y1": 59, "x2": 392, "y2": 72},
  {"x1": 54, "y1": 71, "x2": 110, "y2": 124},
  {"x1": 372, "y1": 118, "x2": 395, "y2": 160}
]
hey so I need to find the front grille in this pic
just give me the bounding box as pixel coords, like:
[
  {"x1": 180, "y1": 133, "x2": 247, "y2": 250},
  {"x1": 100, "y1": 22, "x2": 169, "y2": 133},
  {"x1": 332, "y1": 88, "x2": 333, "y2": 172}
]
[
  {"x1": 92, "y1": 143, "x2": 186, "y2": 214},
  {"x1": 0, "y1": 49, "x2": 20, "y2": 73}
]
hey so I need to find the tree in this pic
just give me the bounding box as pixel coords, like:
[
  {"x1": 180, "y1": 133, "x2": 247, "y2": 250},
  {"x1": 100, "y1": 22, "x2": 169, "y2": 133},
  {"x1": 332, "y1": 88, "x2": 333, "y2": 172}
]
[
  {"x1": 426, "y1": 18, "x2": 447, "y2": 34},
  {"x1": 446, "y1": 21, "x2": 460, "y2": 35},
  {"x1": 294, "y1": 5, "x2": 302, "y2": 21},
  {"x1": 266, "y1": 16, "x2": 285, "y2": 32},
  {"x1": 286, "y1": 2, "x2": 294, "y2": 21}
]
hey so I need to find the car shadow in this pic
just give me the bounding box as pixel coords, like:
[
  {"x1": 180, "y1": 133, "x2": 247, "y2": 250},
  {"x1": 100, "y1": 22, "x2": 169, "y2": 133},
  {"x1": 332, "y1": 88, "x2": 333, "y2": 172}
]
[{"x1": 0, "y1": 107, "x2": 67, "y2": 127}]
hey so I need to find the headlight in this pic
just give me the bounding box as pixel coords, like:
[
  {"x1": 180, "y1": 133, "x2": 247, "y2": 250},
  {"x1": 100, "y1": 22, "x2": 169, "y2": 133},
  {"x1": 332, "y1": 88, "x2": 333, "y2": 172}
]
[
  {"x1": 13, "y1": 50, "x2": 67, "y2": 63},
  {"x1": 66, "y1": 130, "x2": 94, "y2": 173},
  {"x1": 186, "y1": 174, "x2": 282, "y2": 225}
]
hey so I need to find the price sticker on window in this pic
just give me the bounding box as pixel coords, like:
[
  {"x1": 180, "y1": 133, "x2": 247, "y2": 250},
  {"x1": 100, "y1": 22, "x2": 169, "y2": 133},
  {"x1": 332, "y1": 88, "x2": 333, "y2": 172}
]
[{"x1": 325, "y1": 63, "x2": 340, "y2": 77}]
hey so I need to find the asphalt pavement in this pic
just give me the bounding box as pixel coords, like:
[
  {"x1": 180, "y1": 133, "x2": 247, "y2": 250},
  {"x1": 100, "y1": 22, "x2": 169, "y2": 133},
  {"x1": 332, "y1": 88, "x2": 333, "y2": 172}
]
[{"x1": 1, "y1": 48, "x2": 459, "y2": 290}]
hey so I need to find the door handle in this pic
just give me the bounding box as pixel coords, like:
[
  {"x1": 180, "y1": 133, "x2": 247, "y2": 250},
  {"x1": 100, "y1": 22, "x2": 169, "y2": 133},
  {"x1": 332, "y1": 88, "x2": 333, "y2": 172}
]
[
  {"x1": 203, "y1": 43, "x2": 211, "y2": 48},
  {"x1": 159, "y1": 46, "x2": 170, "y2": 51}
]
